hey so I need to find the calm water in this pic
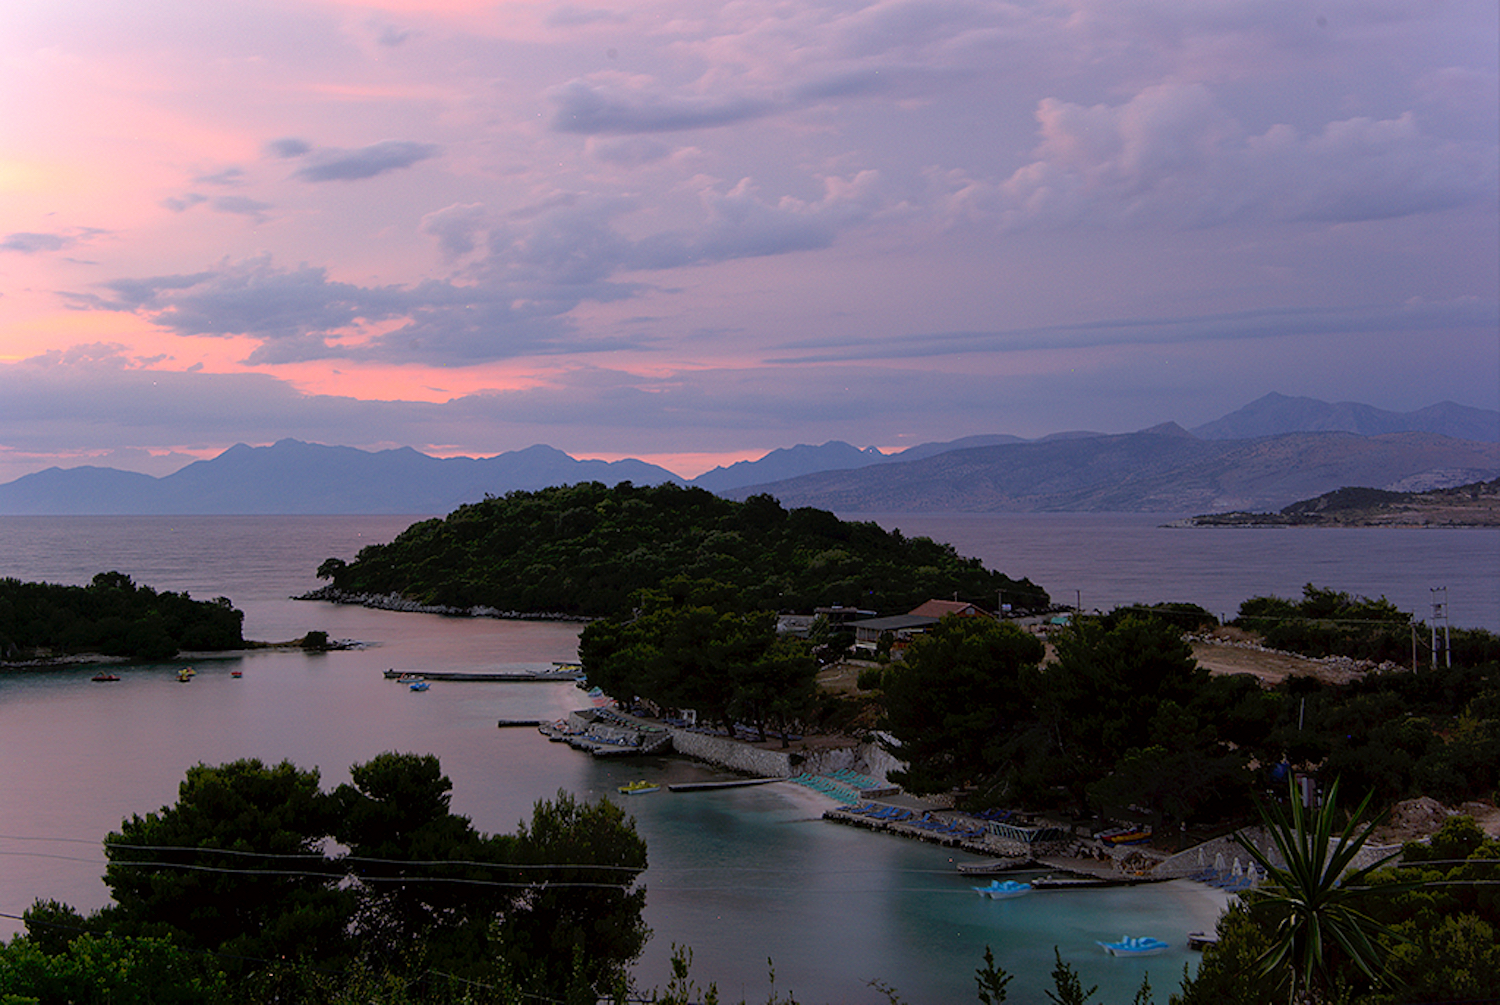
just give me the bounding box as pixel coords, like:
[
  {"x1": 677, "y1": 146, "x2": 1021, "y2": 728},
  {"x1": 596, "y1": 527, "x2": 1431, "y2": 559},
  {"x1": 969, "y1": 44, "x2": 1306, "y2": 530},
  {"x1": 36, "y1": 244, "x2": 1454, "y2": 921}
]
[
  {"x1": 6, "y1": 512, "x2": 1491, "y2": 1002},
  {"x1": 853, "y1": 512, "x2": 1500, "y2": 630}
]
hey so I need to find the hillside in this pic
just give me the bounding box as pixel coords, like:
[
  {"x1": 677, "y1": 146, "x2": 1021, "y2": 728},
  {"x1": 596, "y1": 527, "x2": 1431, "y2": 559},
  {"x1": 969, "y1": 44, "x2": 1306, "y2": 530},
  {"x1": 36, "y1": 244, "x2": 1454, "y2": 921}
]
[
  {"x1": 310, "y1": 482, "x2": 1046, "y2": 618},
  {"x1": 1176, "y1": 478, "x2": 1500, "y2": 527},
  {"x1": 1191, "y1": 393, "x2": 1500, "y2": 442},
  {"x1": 723, "y1": 430, "x2": 1500, "y2": 513}
]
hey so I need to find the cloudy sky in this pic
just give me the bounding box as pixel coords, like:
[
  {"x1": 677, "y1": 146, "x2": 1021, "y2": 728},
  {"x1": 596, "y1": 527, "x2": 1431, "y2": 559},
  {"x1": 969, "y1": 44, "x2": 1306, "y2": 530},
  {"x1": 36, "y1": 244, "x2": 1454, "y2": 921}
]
[{"x1": 1, "y1": 0, "x2": 1495, "y2": 481}]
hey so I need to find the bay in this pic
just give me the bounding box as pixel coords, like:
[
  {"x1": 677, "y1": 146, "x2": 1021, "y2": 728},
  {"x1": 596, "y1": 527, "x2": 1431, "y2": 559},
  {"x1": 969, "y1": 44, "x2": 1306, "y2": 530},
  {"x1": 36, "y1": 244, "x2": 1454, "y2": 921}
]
[{"x1": 9, "y1": 512, "x2": 1487, "y2": 1001}]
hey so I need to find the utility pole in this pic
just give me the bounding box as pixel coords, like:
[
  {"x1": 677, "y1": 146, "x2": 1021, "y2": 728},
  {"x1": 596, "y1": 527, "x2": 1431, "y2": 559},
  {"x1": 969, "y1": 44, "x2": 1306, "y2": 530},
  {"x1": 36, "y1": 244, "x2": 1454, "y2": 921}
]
[{"x1": 1430, "y1": 587, "x2": 1451, "y2": 669}]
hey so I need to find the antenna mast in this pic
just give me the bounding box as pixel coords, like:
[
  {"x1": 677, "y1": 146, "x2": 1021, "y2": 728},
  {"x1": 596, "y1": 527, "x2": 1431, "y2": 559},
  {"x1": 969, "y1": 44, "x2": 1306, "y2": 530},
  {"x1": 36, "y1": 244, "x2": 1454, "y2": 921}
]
[{"x1": 1430, "y1": 587, "x2": 1451, "y2": 669}]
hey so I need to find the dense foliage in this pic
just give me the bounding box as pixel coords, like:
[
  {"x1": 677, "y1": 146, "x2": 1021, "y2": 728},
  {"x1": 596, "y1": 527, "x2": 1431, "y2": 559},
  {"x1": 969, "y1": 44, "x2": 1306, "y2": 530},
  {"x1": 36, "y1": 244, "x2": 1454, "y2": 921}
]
[
  {"x1": 314, "y1": 482, "x2": 1046, "y2": 617},
  {"x1": 1177, "y1": 812, "x2": 1500, "y2": 1004},
  {"x1": 579, "y1": 578, "x2": 819, "y2": 742},
  {"x1": 1234, "y1": 583, "x2": 1500, "y2": 666},
  {"x1": 877, "y1": 599, "x2": 1498, "y2": 827},
  {"x1": 6, "y1": 754, "x2": 648, "y2": 1005},
  {"x1": 1262, "y1": 660, "x2": 1500, "y2": 807},
  {"x1": 0, "y1": 572, "x2": 244, "y2": 661},
  {"x1": 880, "y1": 616, "x2": 1044, "y2": 794},
  {"x1": 879, "y1": 613, "x2": 1259, "y2": 830}
]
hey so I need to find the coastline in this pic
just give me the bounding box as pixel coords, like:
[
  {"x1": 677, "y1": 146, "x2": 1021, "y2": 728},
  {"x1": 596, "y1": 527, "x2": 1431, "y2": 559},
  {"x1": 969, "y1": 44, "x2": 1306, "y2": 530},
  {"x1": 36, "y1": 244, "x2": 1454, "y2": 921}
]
[
  {"x1": 294, "y1": 585, "x2": 591, "y2": 621},
  {"x1": 1167, "y1": 516, "x2": 1499, "y2": 528},
  {"x1": 0, "y1": 639, "x2": 353, "y2": 671}
]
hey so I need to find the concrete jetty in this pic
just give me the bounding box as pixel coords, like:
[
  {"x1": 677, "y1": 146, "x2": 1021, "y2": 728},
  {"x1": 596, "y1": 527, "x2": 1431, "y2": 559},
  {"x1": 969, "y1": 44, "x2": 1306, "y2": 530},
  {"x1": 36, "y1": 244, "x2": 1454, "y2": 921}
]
[
  {"x1": 385, "y1": 668, "x2": 581, "y2": 682},
  {"x1": 667, "y1": 778, "x2": 782, "y2": 792}
]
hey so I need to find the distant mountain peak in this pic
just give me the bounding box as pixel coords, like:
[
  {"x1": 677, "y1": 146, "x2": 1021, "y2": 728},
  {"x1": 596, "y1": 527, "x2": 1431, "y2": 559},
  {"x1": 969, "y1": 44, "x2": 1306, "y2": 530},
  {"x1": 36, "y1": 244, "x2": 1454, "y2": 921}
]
[
  {"x1": 689, "y1": 440, "x2": 887, "y2": 492},
  {"x1": 1193, "y1": 394, "x2": 1500, "y2": 442},
  {"x1": 1139, "y1": 421, "x2": 1195, "y2": 438}
]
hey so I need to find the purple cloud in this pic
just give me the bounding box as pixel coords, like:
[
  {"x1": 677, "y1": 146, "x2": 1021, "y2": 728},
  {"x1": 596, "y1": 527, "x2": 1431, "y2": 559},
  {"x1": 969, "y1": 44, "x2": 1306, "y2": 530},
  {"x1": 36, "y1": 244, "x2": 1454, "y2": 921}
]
[
  {"x1": 211, "y1": 196, "x2": 273, "y2": 220},
  {"x1": 161, "y1": 194, "x2": 209, "y2": 213},
  {"x1": 936, "y1": 84, "x2": 1499, "y2": 230},
  {"x1": 548, "y1": 80, "x2": 775, "y2": 135},
  {"x1": 292, "y1": 140, "x2": 442, "y2": 182},
  {"x1": 195, "y1": 167, "x2": 246, "y2": 186},
  {"x1": 265, "y1": 137, "x2": 312, "y2": 158},
  {"x1": 2, "y1": 232, "x2": 72, "y2": 254}
]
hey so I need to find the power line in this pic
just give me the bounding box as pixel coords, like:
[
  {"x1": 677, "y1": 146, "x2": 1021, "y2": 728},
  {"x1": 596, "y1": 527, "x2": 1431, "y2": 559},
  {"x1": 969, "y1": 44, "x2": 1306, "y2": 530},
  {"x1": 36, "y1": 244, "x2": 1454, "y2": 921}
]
[{"x1": 0, "y1": 833, "x2": 979, "y2": 876}]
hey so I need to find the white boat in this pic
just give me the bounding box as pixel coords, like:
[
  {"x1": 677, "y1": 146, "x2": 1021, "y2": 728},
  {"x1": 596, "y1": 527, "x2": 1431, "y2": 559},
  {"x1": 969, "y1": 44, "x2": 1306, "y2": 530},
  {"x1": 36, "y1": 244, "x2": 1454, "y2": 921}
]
[
  {"x1": 972, "y1": 879, "x2": 1031, "y2": 899},
  {"x1": 1096, "y1": 936, "x2": 1169, "y2": 957}
]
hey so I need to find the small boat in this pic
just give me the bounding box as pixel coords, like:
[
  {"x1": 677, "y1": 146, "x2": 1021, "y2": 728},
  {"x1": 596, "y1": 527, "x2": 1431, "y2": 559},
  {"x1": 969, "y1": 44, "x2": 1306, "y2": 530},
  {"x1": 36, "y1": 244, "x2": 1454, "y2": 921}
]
[
  {"x1": 90, "y1": 672, "x2": 120, "y2": 682},
  {"x1": 973, "y1": 879, "x2": 1031, "y2": 900},
  {"x1": 957, "y1": 858, "x2": 1033, "y2": 875},
  {"x1": 1097, "y1": 936, "x2": 1169, "y2": 957},
  {"x1": 231, "y1": 670, "x2": 243, "y2": 678},
  {"x1": 408, "y1": 680, "x2": 430, "y2": 692},
  {"x1": 618, "y1": 780, "x2": 659, "y2": 795},
  {"x1": 1098, "y1": 825, "x2": 1152, "y2": 845}
]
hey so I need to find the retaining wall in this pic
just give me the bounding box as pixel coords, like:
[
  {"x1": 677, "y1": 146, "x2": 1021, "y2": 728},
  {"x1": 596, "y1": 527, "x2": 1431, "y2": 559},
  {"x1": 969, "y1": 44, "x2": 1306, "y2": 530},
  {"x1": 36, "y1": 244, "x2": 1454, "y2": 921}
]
[{"x1": 667, "y1": 729, "x2": 796, "y2": 776}]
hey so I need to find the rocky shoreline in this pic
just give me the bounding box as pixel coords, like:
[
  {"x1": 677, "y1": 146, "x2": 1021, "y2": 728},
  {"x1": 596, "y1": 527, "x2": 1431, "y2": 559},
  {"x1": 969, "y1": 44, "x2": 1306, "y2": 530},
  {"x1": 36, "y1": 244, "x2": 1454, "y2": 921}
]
[{"x1": 294, "y1": 586, "x2": 591, "y2": 622}]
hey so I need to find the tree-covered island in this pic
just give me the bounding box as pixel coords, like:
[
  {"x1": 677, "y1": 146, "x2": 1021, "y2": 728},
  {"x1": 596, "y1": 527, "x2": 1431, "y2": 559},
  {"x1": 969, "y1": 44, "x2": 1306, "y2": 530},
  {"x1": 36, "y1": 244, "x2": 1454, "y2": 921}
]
[
  {"x1": 309, "y1": 481, "x2": 1047, "y2": 618},
  {"x1": 0, "y1": 572, "x2": 245, "y2": 662}
]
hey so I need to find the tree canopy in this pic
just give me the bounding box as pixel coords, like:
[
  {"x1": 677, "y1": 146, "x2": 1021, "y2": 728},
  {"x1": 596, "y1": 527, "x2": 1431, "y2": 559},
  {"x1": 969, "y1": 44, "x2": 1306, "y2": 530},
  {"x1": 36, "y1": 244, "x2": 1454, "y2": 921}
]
[
  {"x1": 51, "y1": 753, "x2": 650, "y2": 1004},
  {"x1": 879, "y1": 615, "x2": 1044, "y2": 794},
  {"x1": 579, "y1": 578, "x2": 819, "y2": 741},
  {"x1": 313, "y1": 482, "x2": 1046, "y2": 618},
  {"x1": 101, "y1": 759, "x2": 351, "y2": 966}
]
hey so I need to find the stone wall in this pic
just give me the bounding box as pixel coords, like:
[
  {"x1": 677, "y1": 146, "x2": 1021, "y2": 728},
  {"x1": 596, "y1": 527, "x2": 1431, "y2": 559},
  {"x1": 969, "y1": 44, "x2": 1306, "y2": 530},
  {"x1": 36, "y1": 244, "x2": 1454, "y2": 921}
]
[
  {"x1": 664, "y1": 731, "x2": 895, "y2": 781},
  {"x1": 667, "y1": 728, "x2": 797, "y2": 776}
]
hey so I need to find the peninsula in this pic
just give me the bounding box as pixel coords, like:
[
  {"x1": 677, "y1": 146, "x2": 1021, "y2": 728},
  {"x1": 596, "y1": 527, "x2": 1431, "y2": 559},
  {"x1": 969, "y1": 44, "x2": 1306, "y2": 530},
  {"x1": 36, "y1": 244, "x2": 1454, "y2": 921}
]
[{"x1": 1172, "y1": 478, "x2": 1500, "y2": 528}]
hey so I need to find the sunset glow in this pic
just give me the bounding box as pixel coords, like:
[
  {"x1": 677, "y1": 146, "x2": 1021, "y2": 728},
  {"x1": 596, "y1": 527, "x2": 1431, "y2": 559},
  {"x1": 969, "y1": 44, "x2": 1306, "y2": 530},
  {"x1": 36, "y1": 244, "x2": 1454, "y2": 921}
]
[{"x1": 0, "y1": 0, "x2": 1494, "y2": 484}]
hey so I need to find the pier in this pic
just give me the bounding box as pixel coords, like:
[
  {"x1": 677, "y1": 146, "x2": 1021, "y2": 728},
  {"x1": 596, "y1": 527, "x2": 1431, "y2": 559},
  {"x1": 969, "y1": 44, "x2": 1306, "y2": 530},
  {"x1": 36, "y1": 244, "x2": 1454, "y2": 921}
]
[{"x1": 385, "y1": 668, "x2": 582, "y2": 683}]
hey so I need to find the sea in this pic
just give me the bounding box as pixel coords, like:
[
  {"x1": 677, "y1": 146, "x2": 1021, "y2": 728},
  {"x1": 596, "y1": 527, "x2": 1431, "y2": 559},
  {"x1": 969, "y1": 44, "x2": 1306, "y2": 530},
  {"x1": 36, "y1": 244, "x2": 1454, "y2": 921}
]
[{"x1": 0, "y1": 513, "x2": 1495, "y2": 1003}]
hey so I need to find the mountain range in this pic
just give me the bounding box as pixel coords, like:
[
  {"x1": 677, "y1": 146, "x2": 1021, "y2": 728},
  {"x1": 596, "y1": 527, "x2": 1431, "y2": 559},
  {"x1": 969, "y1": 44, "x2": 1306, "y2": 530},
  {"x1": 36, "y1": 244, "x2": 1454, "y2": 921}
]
[{"x1": 1, "y1": 393, "x2": 1495, "y2": 515}]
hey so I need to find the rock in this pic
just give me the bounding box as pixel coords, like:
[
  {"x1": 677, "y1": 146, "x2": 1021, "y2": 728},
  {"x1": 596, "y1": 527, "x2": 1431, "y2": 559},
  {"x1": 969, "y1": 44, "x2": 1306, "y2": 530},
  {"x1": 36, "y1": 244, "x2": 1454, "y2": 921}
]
[{"x1": 1380, "y1": 796, "x2": 1453, "y2": 841}]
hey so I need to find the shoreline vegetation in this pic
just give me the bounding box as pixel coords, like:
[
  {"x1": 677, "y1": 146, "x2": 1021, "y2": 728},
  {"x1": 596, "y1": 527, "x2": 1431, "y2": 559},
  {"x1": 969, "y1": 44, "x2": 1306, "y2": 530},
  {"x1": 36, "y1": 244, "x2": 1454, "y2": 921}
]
[
  {"x1": 1170, "y1": 477, "x2": 1500, "y2": 528},
  {"x1": 293, "y1": 585, "x2": 592, "y2": 621}
]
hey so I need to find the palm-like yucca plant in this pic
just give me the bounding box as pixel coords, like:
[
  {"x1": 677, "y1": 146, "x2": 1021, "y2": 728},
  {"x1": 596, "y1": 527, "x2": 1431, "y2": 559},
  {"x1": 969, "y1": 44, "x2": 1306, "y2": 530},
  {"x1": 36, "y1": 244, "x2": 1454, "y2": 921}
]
[{"x1": 1234, "y1": 778, "x2": 1405, "y2": 1003}]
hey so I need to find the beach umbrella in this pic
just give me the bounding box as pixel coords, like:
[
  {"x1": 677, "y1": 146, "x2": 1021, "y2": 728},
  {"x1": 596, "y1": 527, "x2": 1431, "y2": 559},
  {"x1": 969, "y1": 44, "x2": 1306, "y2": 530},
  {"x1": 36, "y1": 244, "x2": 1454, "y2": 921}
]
[
  {"x1": 1214, "y1": 851, "x2": 1225, "y2": 874},
  {"x1": 1232, "y1": 857, "x2": 1243, "y2": 877}
]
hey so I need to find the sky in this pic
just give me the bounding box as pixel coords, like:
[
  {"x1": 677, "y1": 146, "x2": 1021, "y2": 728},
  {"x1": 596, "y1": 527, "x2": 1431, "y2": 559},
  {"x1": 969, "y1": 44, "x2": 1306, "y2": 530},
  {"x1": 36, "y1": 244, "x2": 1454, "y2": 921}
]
[{"x1": 1, "y1": 0, "x2": 1496, "y2": 482}]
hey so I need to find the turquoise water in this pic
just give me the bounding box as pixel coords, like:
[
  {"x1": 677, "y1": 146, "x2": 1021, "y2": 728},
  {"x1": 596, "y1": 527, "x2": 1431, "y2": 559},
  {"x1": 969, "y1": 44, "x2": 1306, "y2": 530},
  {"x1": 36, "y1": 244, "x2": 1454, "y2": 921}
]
[{"x1": 15, "y1": 512, "x2": 1480, "y2": 999}]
